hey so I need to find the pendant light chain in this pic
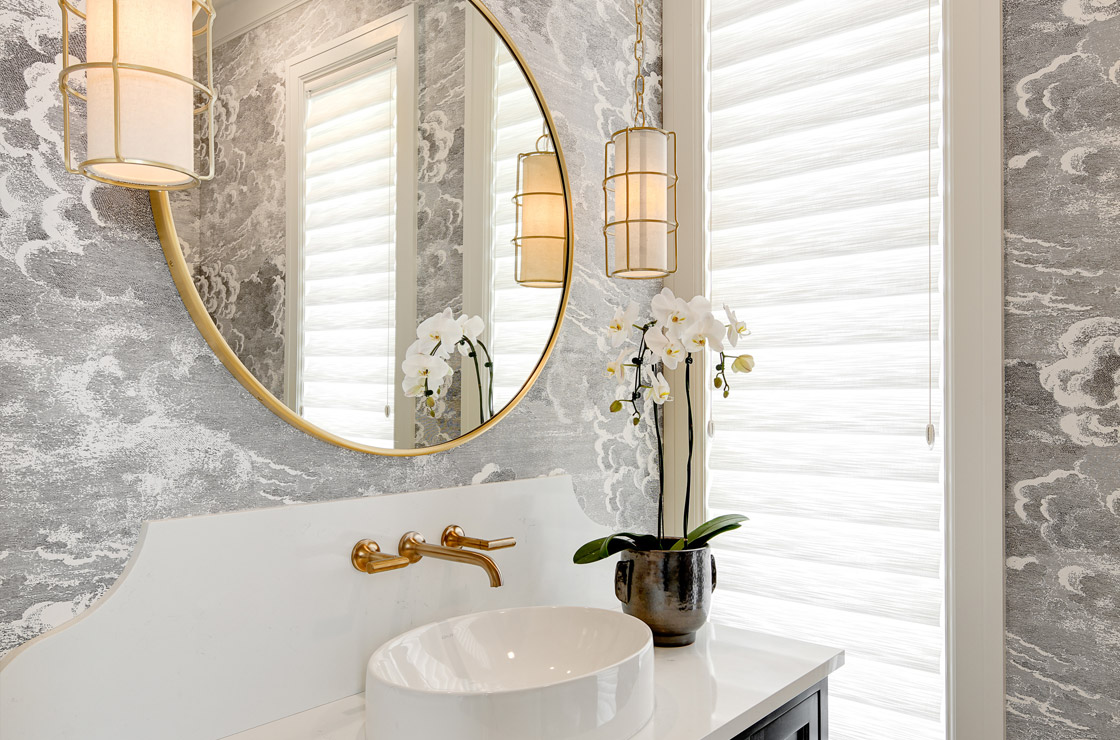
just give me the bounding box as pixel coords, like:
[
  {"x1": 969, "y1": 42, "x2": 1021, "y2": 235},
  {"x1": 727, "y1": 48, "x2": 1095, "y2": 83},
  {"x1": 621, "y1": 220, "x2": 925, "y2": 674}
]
[
  {"x1": 633, "y1": 0, "x2": 646, "y2": 128},
  {"x1": 602, "y1": 0, "x2": 677, "y2": 280}
]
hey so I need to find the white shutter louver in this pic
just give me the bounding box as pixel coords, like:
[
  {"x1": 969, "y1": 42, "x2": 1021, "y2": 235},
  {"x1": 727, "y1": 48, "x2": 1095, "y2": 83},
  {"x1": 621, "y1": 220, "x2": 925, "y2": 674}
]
[
  {"x1": 488, "y1": 44, "x2": 557, "y2": 408},
  {"x1": 298, "y1": 59, "x2": 399, "y2": 448},
  {"x1": 707, "y1": 1, "x2": 944, "y2": 739}
]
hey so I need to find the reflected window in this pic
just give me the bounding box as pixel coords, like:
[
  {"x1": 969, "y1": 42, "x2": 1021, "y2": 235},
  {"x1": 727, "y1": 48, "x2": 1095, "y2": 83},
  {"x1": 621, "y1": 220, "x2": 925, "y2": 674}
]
[
  {"x1": 285, "y1": 17, "x2": 416, "y2": 449},
  {"x1": 488, "y1": 44, "x2": 557, "y2": 410},
  {"x1": 462, "y1": 19, "x2": 557, "y2": 430}
]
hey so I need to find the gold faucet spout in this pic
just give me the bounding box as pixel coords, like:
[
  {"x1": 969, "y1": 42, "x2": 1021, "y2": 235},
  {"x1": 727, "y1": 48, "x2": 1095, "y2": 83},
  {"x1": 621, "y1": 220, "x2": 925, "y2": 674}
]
[{"x1": 399, "y1": 532, "x2": 504, "y2": 587}]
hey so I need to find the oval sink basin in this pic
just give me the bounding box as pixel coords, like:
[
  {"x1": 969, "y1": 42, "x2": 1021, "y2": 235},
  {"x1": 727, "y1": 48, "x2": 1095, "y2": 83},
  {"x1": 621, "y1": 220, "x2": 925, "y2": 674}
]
[{"x1": 365, "y1": 606, "x2": 654, "y2": 740}]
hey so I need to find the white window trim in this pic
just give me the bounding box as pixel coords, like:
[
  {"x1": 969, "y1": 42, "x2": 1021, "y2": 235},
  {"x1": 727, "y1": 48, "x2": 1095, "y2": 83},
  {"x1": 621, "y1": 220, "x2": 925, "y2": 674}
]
[
  {"x1": 941, "y1": 0, "x2": 1005, "y2": 736},
  {"x1": 661, "y1": 0, "x2": 1005, "y2": 736},
  {"x1": 661, "y1": 0, "x2": 710, "y2": 540},
  {"x1": 283, "y1": 7, "x2": 418, "y2": 448}
]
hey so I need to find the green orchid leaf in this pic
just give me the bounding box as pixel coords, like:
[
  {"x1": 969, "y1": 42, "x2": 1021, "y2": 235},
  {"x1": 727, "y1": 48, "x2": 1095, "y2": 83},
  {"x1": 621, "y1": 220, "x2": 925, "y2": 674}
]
[
  {"x1": 685, "y1": 514, "x2": 749, "y2": 548},
  {"x1": 668, "y1": 537, "x2": 687, "y2": 551},
  {"x1": 572, "y1": 532, "x2": 645, "y2": 564}
]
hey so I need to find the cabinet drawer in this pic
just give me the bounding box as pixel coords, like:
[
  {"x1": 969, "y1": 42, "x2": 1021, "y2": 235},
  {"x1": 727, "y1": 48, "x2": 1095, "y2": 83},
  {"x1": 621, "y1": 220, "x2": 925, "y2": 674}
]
[
  {"x1": 734, "y1": 681, "x2": 828, "y2": 740},
  {"x1": 747, "y1": 692, "x2": 819, "y2": 740}
]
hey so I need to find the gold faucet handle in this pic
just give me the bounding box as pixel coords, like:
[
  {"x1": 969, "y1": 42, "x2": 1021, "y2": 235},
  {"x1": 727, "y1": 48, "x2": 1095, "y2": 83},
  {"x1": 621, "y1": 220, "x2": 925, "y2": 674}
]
[
  {"x1": 351, "y1": 539, "x2": 411, "y2": 574},
  {"x1": 441, "y1": 525, "x2": 516, "y2": 551}
]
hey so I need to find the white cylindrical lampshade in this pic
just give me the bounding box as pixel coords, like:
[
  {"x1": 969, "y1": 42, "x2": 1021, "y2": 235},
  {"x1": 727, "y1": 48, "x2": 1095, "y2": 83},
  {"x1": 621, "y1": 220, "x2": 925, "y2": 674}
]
[
  {"x1": 516, "y1": 151, "x2": 566, "y2": 288},
  {"x1": 609, "y1": 127, "x2": 674, "y2": 278},
  {"x1": 86, "y1": 0, "x2": 195, "y2": 188}
]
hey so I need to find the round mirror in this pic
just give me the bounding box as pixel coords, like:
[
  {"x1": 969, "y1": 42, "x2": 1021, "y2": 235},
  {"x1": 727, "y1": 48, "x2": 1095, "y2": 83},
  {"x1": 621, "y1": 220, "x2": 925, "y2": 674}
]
[{"x1": 152, "y1": 0, "x2": 571, "y2": 455}]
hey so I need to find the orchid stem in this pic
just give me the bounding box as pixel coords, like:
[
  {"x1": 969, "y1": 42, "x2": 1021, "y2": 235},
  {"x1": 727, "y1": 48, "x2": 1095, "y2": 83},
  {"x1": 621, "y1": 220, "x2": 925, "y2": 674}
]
[
  {"x1": 477, "y1": 339, "x2": 495, "y2": 419},
  {"x1": 653, "y1": 389, "x2": 665, "y2": 544},
  {"x1": 463, "y1": 338, "x2": 486, "y2": 423},
  {"x1": 683, "y1": 356, "x2": 694, "y2": 543}
]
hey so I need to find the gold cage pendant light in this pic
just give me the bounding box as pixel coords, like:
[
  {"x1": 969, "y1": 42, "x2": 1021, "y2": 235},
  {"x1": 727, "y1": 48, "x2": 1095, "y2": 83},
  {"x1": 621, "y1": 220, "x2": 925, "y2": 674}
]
[
  {"x1": 513, "y1": 131, "x2": 566, "y2": 288},
  {"x1": 59, "y1": 0, "x2": 216, "y2": 191},
  {"x1": 603, "y1": 0, "x2": 678, "y2": 279}
]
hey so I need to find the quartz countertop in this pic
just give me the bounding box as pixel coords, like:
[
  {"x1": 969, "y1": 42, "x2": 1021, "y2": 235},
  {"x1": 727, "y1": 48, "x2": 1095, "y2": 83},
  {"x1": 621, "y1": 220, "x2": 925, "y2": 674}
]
[{"x1": 224, "y1": 622, "x2": 844, "y2": 740}]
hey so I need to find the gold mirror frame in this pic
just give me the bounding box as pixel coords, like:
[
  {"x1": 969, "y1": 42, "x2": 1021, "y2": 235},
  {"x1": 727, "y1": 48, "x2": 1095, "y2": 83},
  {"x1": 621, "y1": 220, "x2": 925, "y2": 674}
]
[{"x1": 150, "y1": 0, "x2": 573, "y2": 457}]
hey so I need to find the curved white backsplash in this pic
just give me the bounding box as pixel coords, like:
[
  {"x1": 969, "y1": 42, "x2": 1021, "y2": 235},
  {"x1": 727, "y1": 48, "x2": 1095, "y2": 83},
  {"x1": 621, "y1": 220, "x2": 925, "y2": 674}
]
[{"x1": 0, "y1": 476, "x2": 615, "y2": 740}]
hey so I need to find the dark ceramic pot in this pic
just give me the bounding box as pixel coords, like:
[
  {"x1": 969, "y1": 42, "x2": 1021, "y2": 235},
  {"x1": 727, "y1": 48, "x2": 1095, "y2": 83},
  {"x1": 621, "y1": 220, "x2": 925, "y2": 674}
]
[{"x1": 614, "y1": 545, "x2": 716, "y2": 647}]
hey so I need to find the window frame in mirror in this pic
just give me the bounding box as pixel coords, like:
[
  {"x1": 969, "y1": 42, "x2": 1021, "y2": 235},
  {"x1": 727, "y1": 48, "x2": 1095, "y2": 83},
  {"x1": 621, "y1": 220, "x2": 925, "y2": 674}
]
[{"x1": 149, "y1": 0, "x2": 573, "y2": 457}]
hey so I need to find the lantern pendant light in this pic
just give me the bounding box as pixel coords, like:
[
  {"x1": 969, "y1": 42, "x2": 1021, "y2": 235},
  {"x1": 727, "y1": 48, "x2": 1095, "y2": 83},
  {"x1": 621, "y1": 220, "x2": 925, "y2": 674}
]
[
  {"x1": 513, "y1": 131, "x2": 566, "y2": 288},
  {"x1": 59, "y1": 0, "x2": 217, "y2": 191},
  {"x1": 603, "y1": 0, "x2": 678, "y2": 279}
]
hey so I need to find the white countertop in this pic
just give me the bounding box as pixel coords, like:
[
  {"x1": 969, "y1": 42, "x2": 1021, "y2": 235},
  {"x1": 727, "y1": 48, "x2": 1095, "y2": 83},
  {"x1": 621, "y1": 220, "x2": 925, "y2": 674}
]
[{"x1": 224, "y1": 623, "x2": 844, "y2": 740}]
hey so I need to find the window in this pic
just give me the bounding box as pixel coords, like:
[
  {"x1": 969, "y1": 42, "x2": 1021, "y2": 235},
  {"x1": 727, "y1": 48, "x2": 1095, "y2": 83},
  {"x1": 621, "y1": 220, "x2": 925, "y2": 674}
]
[
  {"x1": 284, "y1": 12, "x2": 416, "y2": 448},
  {"x1": 704, "y1": 2, "x2": 944, "y2": 739}
]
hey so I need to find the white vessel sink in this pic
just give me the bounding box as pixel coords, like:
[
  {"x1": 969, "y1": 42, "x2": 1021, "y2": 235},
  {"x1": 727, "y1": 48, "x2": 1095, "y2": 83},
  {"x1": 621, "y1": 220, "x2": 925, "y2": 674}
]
[{"x1": 364, "y1": 606, "x2": 655, "y2": 740}]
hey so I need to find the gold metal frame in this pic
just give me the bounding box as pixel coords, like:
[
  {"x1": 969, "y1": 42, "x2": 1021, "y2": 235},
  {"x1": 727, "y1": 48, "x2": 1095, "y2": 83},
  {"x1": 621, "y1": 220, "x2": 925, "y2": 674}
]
[
  {"x1": 602, "y1": 125, "x2": 679, "y2": 279},
  {"x1": 512, "y1": 134, "x2": 566, "y2": 289},
  {"x1": 150, "y1": 0, "x2": 574, "y2": 457},
  {"x1": 59, "y1": 0, "x2": 216, "y2": 191}
]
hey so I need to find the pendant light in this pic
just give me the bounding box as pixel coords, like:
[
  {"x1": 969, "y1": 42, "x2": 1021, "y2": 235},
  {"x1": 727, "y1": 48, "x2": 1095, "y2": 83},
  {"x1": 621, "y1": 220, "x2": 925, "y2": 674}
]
[
  {"x1": 59, "y1": 0, "x2": 216, "y2": 191},
  {"x1": 513, "y1": 132, "x2": 566, "y2": 288},
  {"x1": 603, "y1": 0, "x2": 678, "y2": 279}
]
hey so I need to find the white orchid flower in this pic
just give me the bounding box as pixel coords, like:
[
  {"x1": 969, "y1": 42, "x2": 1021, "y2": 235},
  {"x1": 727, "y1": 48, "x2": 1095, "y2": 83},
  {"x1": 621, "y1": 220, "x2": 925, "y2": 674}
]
[
  {"x1": 723, "y1": 303, "x2": 750, "y2": 347},
  {"x1": 731, "y1": 354, "x2": 756, "y2": 373},
  {"x1": 651, "y1": 372, "x2": 673, "y2": 405},
  {"x1": 405, "y1": 338, "x2": 433, "y2": 357},
  {"x1": 402, "y1": 377, "x2": 428, "y2": 398},
  {"x1": 459, "y1": 314, "x2": 485, "y2": 340},
  {"x1": 651, "y1": 288, "x2": 690, "y2": 336},
  {"x1": 645, "y1": 327, "x2": 685, "y2": 370},
  {"x1": 607, "y1": 301, "x2": 639, "y2": 347},
  {"x1": 605, "y1": 347, "x2": 630, "y2": 384},
  {"x1": 457, "y1": 314, "x2": 486, "y2": 355},
  {"x1": 416, "y1": 308, "x2": 462, "y2": 357},
  {"x1": 402, "y1": 353, "x2": 451, "y2": 383},
  {"x1": 685, "y1": 295, "x2": 713, "y2": 322},
  {"x1": 681, "y1": 314, "x2": 726, "y2": 353}
]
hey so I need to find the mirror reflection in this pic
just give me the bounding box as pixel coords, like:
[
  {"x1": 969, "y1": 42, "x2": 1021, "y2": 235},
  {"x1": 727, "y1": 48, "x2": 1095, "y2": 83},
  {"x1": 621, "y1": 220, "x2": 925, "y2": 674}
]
[{"x1": 171, "y1": 0, "x2": 567, "y2": 451}]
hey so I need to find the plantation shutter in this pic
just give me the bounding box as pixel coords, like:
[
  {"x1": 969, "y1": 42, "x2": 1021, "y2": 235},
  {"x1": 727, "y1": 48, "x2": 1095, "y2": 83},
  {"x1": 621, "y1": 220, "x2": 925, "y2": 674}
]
[
  {"x1": 488, "y1": 44, "x2": 556, "y2": 408},
  {"x1": 706, "y1": 2, "x2": 944, "y2": 739},
  {"x1": 298, "y1": 58, "x2": 399, "y2": 448}
]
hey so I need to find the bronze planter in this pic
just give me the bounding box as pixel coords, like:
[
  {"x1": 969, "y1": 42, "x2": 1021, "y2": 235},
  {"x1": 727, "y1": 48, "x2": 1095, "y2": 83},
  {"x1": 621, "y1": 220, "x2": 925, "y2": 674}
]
[{"x1": 614, "y1": 545, "x2": 716, "y2": 647}]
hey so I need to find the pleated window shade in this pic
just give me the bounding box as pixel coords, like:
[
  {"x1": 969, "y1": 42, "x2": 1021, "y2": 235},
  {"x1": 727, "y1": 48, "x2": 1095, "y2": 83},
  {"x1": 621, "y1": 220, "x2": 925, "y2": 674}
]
[
  {"x1": 298, "y1": 61, "x2": 399, "y2": 448},
  {"x1": 706, "y1": 1, "x2": 944, "y2": 739},
  {"x1": 488, "y1": 45, "x2": 557, "y2": 409}
]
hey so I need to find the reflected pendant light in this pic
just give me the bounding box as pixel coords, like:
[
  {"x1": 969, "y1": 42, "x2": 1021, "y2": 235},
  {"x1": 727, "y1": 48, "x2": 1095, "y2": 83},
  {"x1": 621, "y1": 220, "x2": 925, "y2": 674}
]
[
  {"x1": 59, "y1": 0, "x2": 217, "y2": 190},
  {"x1": 602, "y1": 0, "x2": 678, "y2": 279},
  {"x1": 513, "y1": 132, "x2": 566, "y2": 288}
]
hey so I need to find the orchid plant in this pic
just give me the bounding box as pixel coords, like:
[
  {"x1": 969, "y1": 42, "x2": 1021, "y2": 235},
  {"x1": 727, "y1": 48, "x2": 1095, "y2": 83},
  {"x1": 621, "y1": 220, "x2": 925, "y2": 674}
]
[
  {"x1": 402, "y1": 308, "x2": 495, "y2": 422},
  {"x1": 574, "y1": 288, "x2": 754, "y2": 563}
]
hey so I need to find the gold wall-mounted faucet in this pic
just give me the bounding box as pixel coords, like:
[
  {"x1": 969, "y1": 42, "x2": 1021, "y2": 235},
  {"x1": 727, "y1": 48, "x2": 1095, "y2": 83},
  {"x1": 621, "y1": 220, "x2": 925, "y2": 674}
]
[
  {"x1": 351, "y1": 539, "x2": 411, "y2": 574},
  {"x1": 441, "y1": 525, "x2": 517, "y2": 551},
  {"x1": 398, "y1": 526, "x2": 516, "y2": 587}
]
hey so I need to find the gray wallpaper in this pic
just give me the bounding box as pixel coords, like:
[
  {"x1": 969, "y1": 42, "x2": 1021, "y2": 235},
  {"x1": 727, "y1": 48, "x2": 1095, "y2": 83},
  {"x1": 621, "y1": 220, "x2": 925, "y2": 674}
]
[
  {"x1": 1004, "y1": 1, "x2": 1120, "y2": 737},
  {"x1": 413, "y1": 0, "x2": 468, "y2": 442},
  {"x1": 0, "y1": 0, "x2": 662, "y2": 656}
]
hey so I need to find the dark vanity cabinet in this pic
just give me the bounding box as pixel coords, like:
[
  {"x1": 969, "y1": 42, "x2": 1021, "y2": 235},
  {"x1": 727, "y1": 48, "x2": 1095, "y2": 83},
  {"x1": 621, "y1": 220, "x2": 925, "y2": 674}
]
[{"x1": 734, "y1": 680, "x2": 827, "y2": 740}]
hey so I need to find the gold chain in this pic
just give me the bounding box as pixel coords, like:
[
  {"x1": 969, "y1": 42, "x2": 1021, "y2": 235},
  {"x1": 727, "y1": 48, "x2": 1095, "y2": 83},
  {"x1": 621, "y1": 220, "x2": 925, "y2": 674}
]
[{"x1": 633, "y1": 0, "x2": 646, "y2": 127}]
